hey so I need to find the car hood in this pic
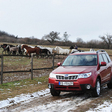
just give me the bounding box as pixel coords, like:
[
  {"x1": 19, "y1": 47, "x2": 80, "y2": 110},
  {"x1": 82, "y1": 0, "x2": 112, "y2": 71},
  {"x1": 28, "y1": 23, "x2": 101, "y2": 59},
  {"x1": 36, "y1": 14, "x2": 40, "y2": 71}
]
[{"x1": 52, "y1": 66, "x2": 97, "y2": 74}]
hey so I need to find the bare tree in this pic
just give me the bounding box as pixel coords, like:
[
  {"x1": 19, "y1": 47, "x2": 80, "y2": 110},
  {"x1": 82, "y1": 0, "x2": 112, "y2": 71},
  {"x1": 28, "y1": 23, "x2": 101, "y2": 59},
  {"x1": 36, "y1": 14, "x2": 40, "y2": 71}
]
[
  {"x1": 63, "y1": 32, "x2": 70, "y2": 42},
  {"x1": 42, "y1": 31, "x2": 60, "y2": 44},
  {"x1": 99, "y1": 34, "x2": 112, "y2": 49},
  {"x1": 76, "y1": 37, "x2": 84, "y2": 43}
]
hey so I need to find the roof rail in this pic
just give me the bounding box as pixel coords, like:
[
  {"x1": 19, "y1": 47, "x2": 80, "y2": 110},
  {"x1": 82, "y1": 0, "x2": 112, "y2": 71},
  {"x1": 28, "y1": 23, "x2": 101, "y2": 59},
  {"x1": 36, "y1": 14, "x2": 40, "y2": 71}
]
[
  {"x1": 96, "y1": 49, "x2": 106, "y2": 53},
  {"x1": 71, "y1": 50, "x2": 84, "y2": 54}
]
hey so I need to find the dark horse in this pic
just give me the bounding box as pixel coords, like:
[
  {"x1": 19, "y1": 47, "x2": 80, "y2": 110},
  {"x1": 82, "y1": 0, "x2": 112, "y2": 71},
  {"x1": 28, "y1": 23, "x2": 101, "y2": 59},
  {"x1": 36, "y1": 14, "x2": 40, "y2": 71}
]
[
  {"x1": 70, "y1": 46, "x2": 74, "y2": 49},
  {"x1": 0, "y1": 44, "x2": 8, "y2": 54},
  {"x1": 35, "y1": 46, "x2": 51, "y2": 56},
  {"x1": 21, "y1": 45, "x2": 41, "y2": 57},
  {"x1": 0, "y1": 44, "x2": 15, "y2": 54},
  {"x1": 40, "y1": 49, "x2": 51, "y2": 55}
]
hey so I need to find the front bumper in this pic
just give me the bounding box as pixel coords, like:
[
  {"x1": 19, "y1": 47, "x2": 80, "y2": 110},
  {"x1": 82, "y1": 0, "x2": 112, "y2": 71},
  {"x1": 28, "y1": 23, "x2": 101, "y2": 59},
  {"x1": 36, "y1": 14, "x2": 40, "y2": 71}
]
[
  {"x1": 48, "y1": 83, "x2": 93, "y2": 92},
  {"x1": 48, "y1": 78, "x2": 94, "y2": 92}
]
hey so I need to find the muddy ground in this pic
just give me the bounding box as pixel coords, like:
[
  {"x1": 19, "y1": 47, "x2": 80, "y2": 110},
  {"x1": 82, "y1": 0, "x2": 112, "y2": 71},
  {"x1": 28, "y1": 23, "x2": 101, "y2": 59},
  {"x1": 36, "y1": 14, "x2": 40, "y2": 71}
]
[{"x1": 1, "y1": 86, "x2": 112, "y2": 112}]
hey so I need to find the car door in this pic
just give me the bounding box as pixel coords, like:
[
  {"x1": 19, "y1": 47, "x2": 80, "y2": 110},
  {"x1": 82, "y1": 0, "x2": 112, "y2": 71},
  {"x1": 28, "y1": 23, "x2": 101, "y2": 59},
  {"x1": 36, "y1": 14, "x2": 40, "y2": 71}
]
[
  {"x1": 99, "y1": 54, "x2": 107, "y2": 83},
  {"x1": 102, "y1": 53, "x2": 111, "y2": 82}
]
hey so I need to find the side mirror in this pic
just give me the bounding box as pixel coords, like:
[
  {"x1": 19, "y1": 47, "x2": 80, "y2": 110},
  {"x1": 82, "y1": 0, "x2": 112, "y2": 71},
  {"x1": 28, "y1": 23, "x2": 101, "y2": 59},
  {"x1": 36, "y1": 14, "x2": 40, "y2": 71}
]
[
  {"x1": 57, "y1": 62, "x2": 62, "y2": 66},
  {"x1": 101, "y1": 62, "x2": 106, "y2": 66}
]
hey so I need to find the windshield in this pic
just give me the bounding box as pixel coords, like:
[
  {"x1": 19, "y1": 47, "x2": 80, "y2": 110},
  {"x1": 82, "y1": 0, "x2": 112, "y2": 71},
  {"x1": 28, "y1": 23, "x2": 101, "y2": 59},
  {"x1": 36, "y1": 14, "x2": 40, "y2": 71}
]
[{"x1": 62, "y1": 54, "x2": 97, "y2": 66}]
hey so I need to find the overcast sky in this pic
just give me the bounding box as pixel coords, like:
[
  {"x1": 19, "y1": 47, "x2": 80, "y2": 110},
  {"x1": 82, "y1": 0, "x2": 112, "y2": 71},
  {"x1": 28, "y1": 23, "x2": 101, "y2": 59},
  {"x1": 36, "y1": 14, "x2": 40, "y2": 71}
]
[{"x1": 0, "y1": 0, "x2": 112, "y2": 42}]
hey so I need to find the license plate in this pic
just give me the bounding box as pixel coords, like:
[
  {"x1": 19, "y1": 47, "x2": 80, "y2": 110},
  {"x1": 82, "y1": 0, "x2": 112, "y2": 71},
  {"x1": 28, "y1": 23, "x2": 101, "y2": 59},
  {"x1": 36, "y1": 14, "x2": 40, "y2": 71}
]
[{"x1": 59, "y1": 82, "x2": 73, "y2": 86}]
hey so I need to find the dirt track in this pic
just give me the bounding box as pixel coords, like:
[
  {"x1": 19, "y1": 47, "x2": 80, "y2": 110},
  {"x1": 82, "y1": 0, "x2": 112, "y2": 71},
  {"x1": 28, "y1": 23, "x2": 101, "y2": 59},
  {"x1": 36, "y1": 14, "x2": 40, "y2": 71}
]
[
  {"x1": 1, "y1": 85, "x2": 112, "y2": 112},
  {"x1": 0, "y1": 91, "x2": 91, "y2": 112}
]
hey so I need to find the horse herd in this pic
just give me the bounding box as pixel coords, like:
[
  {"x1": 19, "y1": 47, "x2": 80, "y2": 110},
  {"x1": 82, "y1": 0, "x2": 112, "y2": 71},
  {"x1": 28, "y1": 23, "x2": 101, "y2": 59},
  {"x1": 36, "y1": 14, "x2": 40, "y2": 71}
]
[{"x1": 0, "y1": 44, "x2": 80, "y2": 57}]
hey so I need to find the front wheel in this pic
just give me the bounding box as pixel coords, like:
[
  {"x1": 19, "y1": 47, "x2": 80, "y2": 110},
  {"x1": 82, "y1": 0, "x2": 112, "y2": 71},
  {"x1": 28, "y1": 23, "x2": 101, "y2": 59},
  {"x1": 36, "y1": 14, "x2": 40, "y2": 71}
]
[
  {"x1": 92, "y1": 79, "x2": 101, "y2": 97},
  {"x1": 50, "y1": 88, "x2": 61, "y2": 96}
]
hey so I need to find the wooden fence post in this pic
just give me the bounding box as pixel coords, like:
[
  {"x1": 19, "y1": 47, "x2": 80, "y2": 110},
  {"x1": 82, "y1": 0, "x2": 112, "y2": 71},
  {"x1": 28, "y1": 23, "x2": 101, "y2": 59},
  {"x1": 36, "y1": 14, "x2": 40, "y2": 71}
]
[
  {"x1": 52, "y1": 54, "x2": 54, "y2": 70},
  {"x1": 1, "y1": 52, "x2": 3, "y2": 84},
  {"x1": 31, "y1": 54, "x2": 33, "y2": 80}
]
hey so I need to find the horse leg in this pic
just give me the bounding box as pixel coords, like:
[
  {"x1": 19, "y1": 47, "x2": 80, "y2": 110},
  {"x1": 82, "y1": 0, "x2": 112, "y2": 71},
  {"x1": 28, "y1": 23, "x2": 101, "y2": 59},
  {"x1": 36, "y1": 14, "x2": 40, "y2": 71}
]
[
  {"x1": 25, "y1": 50, "x2": 30, "y2": 56},
  {"x1": 14, "y1": 51, "x2": 16, "y2": 55},
  {"x1": 35, "y1": 50, "x2": 40, "y2": 58},
  {"x1": 3, "y1": 49, "x2": 6, "y2": 54},
  {"x1": 16, "y1": 49, "x2": 19, "y2": 55},
  {"x1": 28, "y1": 53, "x2": 31, "y2": 58},
  {"x1": 8, "y1": 50, "x2": 10, "y2": 55},
  {"x1": 11, "y1": 50, "x2": 13, "y2": 55},
  {"x1": 47, "y1": 51, "x2": 49, "y2": 58},
  {"x1": 10, "y1": 49, "x2": 12, "y2": 55}
]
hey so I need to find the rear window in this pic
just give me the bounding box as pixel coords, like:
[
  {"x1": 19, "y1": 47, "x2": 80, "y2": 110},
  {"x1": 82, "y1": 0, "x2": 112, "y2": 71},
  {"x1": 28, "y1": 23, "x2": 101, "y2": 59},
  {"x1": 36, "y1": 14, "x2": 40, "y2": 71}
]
[{"x1": 62, "y1": 54, "x2": 97, "y2": 66}]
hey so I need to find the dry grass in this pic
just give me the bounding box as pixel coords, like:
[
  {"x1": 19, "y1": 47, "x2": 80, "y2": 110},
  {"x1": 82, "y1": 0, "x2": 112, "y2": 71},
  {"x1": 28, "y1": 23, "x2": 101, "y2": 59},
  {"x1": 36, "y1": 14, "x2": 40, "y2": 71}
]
[{"x1": 0, "y1": 75, "x2": 49, "y2": 100}]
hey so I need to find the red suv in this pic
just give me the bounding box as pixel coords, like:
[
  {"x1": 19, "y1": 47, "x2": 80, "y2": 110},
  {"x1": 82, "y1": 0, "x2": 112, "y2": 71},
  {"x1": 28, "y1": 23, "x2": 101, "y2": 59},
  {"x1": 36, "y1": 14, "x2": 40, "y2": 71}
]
[{"x1": 48, "y1": 50, "x2": 112, "y2": 97}]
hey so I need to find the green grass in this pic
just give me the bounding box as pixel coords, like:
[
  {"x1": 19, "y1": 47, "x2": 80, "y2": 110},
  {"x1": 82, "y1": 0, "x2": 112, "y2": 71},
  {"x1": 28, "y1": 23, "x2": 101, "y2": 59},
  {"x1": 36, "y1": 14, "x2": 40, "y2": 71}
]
[
  {"x1": 0, "y1": 75, "x2": 49, "y2": 100},
  {"x1": 0, "y1": 75, "x2": 48, "y2": 89}
]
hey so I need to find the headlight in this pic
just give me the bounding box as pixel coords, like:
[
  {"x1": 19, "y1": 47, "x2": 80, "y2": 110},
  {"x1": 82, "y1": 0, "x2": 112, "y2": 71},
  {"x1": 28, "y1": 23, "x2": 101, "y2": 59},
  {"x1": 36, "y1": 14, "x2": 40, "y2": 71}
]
[
  {"x1": 49, "y1": 73, "x2": 56, "y2": 79},
  {"x1": 78, "y1": 72, "x2": 91, "y2": 78}
]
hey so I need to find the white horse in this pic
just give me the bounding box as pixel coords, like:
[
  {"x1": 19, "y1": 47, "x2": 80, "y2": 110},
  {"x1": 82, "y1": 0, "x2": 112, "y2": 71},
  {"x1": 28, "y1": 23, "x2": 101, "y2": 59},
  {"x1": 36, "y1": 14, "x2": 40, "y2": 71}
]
[
  {"x1": 70, "y1": 49, "x2": 79, "y2": 53},
  {"x1": 54, "y1": 46, "x2": 70, "y2": 54},
  {"x1": 90, "y1": 48, "x2": 95, "y2": 51}
]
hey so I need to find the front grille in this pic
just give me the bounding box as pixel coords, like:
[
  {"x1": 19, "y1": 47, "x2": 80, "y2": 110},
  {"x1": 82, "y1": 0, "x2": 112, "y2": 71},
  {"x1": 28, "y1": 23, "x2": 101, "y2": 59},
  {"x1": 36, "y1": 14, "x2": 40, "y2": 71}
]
[{"x1": 56, "y1": 75, "x2": 78, "y2": 80}]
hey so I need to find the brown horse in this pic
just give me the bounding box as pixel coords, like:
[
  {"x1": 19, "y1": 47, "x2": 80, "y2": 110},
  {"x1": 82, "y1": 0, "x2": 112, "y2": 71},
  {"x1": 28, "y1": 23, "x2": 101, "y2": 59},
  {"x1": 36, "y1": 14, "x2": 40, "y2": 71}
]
[{"x1": 21, "y1": 44, "x2": 41, "y2": 57}]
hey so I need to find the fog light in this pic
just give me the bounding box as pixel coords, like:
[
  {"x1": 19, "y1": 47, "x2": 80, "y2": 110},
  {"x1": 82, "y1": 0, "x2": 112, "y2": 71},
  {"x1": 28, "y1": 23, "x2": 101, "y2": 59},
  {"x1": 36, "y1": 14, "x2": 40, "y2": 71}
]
[{"x1": 86, "y1": 85, "x2": 91, "y2": 89}]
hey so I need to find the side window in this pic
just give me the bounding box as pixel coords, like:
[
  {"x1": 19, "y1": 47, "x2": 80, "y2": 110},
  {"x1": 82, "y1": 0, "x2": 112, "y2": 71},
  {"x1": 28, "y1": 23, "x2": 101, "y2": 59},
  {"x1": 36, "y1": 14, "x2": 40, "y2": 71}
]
[
  {"x1": 99, "y1": 54, "x2": 104, "y2": 64},
  {"x1": 102, "y1": 53, "x2": 109, "y2": 64},
  {"x1": 105, "y1": 53, "x2": 111, "y2": 62}
]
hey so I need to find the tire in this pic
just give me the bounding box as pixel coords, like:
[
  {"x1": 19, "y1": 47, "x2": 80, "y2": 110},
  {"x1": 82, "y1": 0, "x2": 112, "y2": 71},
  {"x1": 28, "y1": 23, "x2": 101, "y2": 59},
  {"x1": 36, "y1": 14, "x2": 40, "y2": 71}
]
[
  {"x1": 50, "y1": 88, "x2": 61, "y2": 96},
  {"x1": 107, "y1": 77, "x2": 112, "y2": 89},
  {"x1": 92, "y1": 79, "x2": 101, "y2": 97}
]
